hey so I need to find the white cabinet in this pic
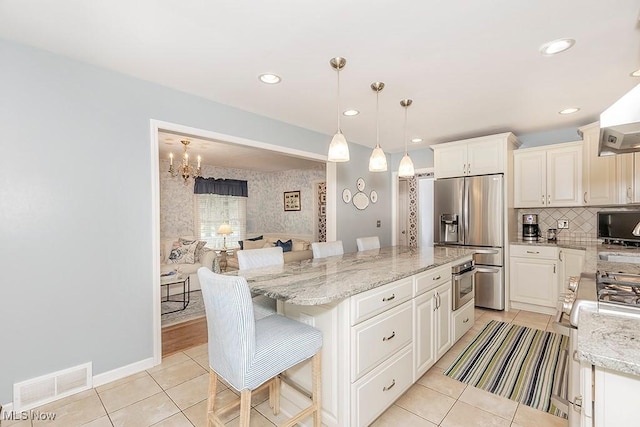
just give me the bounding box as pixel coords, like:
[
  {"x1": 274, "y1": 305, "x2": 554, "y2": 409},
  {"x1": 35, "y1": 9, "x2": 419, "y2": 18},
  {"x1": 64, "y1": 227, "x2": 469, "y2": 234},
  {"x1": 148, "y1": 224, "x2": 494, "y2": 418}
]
[
  {"x1": 433, "y1": 133, "x2": 519, "y2": 179},
  {"x1": 413, "y1": 281, "x2": 452, "y2": 380},
  {"x1": 593, "y1": 366, "x2": 640, "y2": 427},
  {"x1": 509, "y1": 245, "x2": 558, "y2": 314},
  {"x1": 558, "y1": 248, "x2": 585, "y2": 292},
  {"x1": 513, "y1": 142, "x2": 583, "y2": 208},
  {"x1": 580, "y1": 121, "x2": 618, "y2": 206},
  {"x1": 616, "y1": 151, "x2": 640, "y2": 204},
  {"x1": 452, "y1": 299, "x2": 475, "y2": 343}
]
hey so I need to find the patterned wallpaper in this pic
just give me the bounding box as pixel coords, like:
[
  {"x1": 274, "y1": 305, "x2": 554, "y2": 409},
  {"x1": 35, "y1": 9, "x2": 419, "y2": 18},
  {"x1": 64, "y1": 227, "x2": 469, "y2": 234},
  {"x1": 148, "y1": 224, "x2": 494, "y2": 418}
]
[
  {"x1": 160, "y1": 159, "x2": 325, "y2": 239},
  {"x1": 317, "y1": 182, "x2": 327, "y2": 242}
]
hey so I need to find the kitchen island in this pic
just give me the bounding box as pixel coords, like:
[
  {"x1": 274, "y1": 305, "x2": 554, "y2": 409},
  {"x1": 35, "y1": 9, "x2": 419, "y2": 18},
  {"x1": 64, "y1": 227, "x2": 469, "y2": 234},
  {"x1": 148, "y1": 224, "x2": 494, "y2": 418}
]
[{"x1": 230, "y1": 245, "x2": 475, "y2": 427}]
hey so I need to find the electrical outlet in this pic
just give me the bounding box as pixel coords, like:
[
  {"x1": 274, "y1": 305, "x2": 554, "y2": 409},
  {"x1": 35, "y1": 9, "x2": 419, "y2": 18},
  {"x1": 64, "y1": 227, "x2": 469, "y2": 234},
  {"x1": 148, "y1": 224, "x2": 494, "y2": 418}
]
[{"x1": 558, "y1": 219, "x2": 569, "y2": 229}]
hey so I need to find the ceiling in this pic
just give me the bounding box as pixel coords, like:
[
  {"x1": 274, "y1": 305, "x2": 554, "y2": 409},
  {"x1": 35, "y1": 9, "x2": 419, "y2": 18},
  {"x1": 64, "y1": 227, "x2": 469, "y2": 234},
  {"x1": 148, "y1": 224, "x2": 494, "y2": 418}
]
[{"x1": 2, "y1": 0, "x2": 639, "y2": 155}]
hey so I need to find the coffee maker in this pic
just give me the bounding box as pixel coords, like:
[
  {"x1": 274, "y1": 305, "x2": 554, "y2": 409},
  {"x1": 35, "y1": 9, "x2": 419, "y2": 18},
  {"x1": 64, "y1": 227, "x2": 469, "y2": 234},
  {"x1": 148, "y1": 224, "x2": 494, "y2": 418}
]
[{"x1": 522, "y1": 214, "x2": 540, "y2": 241}]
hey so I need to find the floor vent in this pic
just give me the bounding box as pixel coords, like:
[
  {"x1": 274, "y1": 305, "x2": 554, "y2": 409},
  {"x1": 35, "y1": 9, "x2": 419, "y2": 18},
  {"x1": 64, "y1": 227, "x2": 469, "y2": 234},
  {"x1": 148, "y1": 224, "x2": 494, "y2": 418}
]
[{"x1": 13, "y1": 362, "x2": 92, "y2": 411}]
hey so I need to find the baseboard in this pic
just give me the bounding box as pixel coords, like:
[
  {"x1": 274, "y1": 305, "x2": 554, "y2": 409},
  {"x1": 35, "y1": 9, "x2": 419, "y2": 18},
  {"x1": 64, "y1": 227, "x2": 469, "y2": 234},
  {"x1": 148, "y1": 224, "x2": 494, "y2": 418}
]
[{"x1": 92, "y1": 357, "x2": 155, "y2": 388}]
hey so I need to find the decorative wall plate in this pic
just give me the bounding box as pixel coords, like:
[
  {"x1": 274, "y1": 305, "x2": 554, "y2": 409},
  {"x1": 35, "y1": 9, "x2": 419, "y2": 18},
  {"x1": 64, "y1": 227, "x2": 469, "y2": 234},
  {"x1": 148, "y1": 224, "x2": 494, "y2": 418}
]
[
  {"x1": 342, "y1": 188, "x2": 352, "y2": 203},
  {"x1": 352, "y1": 191, "x2": 370, "y2": 210},
  {"x1": 370, "y1": 190, "x2": 378, "y2": 203},
  {"x1": 356, "y1": 177, "x2": 366, "y2": 191}
]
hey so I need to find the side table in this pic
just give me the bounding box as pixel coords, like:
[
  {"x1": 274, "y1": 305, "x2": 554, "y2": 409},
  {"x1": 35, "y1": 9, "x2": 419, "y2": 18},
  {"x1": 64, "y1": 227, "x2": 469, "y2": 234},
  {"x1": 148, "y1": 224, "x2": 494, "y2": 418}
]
[
  {"x1": 160, "y1": 274, "x2": 190, "y2": 315},
  {"x1": 214, "y1": 249, "x2": 234, "y2": 272}
]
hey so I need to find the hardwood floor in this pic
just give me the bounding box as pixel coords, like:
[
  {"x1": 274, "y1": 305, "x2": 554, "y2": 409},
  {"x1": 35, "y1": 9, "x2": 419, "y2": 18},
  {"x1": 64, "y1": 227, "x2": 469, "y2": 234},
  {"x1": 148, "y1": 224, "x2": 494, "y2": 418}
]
[{"x1": 162, "y1": 316, "x2": 208, "y2": 356}]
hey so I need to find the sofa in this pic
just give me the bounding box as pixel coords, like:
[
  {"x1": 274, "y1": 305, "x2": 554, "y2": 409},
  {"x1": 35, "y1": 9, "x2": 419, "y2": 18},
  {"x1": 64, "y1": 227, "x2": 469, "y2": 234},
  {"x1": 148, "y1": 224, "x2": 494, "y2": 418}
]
[
  {"x1": 160, "y1": 236, "x2": 216, "y2": 295},
  {"x1": 226, "y1": 233, "x2": 314, "y2": 270}
]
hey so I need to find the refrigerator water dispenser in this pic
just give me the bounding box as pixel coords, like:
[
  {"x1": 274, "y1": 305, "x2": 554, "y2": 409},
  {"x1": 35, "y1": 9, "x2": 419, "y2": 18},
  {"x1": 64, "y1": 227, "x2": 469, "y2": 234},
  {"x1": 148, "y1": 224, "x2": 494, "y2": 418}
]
[{"x1": 439, "y1": 214, "x2": 459, "y2": 243}]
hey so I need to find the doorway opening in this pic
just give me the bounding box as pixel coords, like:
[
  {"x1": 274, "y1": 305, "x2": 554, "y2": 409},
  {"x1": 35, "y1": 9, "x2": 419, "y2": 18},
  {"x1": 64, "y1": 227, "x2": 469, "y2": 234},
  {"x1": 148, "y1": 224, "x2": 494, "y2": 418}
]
[{"x1": 150, "y1": 120, "x2": 336, "y2": 362}]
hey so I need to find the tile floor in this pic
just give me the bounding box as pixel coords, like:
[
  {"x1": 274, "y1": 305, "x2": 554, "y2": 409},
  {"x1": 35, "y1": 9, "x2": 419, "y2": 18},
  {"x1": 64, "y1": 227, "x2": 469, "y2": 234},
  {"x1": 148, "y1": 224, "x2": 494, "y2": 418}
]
[{"x1": 3, "y1": 309, "x2": 568, "y2": 427}]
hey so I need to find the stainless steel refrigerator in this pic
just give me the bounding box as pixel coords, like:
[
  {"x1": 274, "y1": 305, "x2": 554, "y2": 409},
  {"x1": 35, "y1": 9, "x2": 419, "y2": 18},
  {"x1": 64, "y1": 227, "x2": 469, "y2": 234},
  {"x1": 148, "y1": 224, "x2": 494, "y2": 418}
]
[{"x1": 434, "y1": 174, "x2": 504, "y2": 310}]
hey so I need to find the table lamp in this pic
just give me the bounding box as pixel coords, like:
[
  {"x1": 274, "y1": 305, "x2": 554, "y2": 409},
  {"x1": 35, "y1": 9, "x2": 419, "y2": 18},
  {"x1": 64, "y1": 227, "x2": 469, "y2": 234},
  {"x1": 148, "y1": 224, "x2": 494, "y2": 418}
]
[{"x1": 217, "y1": 222, "x2": 233, "y2": 249}]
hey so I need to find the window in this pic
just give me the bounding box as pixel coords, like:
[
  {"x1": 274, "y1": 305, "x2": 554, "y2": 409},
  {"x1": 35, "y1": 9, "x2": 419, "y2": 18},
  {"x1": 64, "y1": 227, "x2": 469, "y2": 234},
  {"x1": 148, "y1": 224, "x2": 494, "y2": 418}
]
[{"x1": 194, "y1": 194, "x2": 246, "y2": 248}]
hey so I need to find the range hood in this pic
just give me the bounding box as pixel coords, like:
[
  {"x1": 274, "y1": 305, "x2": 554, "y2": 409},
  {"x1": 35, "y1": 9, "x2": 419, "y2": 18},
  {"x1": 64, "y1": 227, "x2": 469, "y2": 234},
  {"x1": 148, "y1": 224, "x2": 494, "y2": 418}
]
[{"x1": 598, "y1": 83, "x2": 640, "y2": 156}]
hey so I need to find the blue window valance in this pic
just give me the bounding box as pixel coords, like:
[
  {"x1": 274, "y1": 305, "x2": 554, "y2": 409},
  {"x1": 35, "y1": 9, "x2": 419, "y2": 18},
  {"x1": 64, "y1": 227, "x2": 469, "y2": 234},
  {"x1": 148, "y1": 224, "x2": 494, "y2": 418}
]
[{"x1": 194, "y1": 177, "x2": 248, "y2": 197}]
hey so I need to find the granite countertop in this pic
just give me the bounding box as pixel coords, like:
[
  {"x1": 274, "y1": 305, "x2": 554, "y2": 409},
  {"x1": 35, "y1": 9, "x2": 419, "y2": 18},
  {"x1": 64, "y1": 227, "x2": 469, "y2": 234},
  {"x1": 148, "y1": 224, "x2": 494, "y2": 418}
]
[
  {"x1": 577, "y1": 309, "x2": 640, "y2": 376},
  {"x1": 229, "y1": 246, "x2": 475, "y2": 305}
]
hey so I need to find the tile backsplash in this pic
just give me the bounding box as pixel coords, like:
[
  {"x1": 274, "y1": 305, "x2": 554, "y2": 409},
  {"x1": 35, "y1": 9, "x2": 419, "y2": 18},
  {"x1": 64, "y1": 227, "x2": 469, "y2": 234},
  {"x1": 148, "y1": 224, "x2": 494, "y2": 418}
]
[{"x1": 517, "y1": 207, "x2": 600, "y2": 242}]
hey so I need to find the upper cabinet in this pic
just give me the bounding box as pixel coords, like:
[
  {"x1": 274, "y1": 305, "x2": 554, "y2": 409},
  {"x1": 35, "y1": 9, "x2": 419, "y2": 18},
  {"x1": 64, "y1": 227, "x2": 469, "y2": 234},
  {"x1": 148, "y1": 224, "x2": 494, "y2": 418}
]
[
  {"x1": 513, "y1": 142, "x2": 583, "y2": 208},
  {"x1": 580, "y1": 122, "x2": 618, "y2": 206},
  {"x1": 432, "y1": 133, "x2": 520, "y2": 179},
  {"x1": 615, "y1": 150, "x2": 640, "y2": 205}
]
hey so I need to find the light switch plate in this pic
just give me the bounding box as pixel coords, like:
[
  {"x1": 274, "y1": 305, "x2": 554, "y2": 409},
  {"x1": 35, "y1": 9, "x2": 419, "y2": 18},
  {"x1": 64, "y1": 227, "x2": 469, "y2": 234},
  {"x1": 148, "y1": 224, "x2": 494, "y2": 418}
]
[{"x1": 558, "y1": 219, "x2": 569, "y2": 229}]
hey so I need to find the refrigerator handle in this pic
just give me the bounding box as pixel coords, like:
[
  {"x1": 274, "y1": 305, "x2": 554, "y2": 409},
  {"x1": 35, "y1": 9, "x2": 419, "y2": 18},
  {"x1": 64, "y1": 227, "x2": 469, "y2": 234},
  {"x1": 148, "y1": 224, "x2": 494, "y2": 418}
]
[{"x1": 462, "y1": 178, "x2": 469, "y2": 245}]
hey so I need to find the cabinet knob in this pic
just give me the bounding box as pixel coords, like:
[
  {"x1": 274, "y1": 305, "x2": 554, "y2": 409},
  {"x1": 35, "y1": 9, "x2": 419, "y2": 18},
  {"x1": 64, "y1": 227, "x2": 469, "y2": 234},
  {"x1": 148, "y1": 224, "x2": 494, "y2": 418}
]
[
  {"x1": 382, "y1": 331, "x2": 396, "y2": 342},
  {"x1": 433, "y1": 275, "x2": 441, "y2": 281},
  {"x1": 526, "y1": 250, "x2": 539, "y2": 254},
  {"x1": 462, "y1": 318, "x2": 469, "y2": 323},
  {"x1": 541, "y1": 195, "x2": 545, "y2": 205},
  {"x1": 583, "y1": 192, "x2": 588, "y2": 204},
  {"x1": 382, "y1": 294, "x2": 395, "y2": 302},
  {"x1": 382, "y1": 379, "x2": 396, "y2": 392}
]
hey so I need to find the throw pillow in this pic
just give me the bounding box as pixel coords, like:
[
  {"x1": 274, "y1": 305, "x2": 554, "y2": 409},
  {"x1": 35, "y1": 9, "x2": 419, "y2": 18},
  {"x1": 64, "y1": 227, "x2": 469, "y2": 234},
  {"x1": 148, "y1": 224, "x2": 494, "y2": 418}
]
[
  {"x1": 179, "y1": 238, "x2": 206, "y2": 262},
  {"x1": 168, "y1": 241, "x2": 188, "y2": 264},
  {"x1": 292, "y1": 241, "x2": 305, "y2": 251},
  {"x1": 275, "y1": 239, "x2": 293, "y2": 252}
]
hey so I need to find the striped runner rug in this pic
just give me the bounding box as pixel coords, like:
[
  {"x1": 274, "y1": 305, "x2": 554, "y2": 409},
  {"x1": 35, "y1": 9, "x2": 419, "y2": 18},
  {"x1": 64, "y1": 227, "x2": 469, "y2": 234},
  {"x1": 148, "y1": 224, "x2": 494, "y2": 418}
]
[{"x1": 444, "y1": 320, "x2": 568, "y2": 418}]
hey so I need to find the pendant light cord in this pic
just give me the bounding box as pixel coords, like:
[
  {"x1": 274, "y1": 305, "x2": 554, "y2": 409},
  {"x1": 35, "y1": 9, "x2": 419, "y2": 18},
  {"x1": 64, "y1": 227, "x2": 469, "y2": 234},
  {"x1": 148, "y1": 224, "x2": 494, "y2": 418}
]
[
  {"x1": 336, "y1": 67, "x2": 341, "y2": 132},
  {"x1": 404, "y1": 105, "x2": 408, "y2": 155},
  {"x1": 376, "y1": 89, "x2": 380, "y2": 148}
]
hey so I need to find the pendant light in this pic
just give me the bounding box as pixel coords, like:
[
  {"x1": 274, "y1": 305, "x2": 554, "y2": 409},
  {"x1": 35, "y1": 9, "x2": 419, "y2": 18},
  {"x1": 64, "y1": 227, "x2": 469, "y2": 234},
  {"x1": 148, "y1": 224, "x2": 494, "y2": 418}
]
[
  {"x1": 327, "y1": 57, "x2": 350, "y2": 162},
  {"x1": 368, "y1": 81, "x2": 388, "y2": 172},
  {"x1": 398, "y1": 99, "x2": 415, "y2": 177}
]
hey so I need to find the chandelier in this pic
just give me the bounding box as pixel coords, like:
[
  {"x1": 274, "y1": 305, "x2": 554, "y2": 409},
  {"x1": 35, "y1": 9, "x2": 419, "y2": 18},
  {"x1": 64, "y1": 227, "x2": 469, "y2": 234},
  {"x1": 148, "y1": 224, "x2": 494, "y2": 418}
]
[{"x1": 169, "y1": 140, "x2": 202, "y2": 185}]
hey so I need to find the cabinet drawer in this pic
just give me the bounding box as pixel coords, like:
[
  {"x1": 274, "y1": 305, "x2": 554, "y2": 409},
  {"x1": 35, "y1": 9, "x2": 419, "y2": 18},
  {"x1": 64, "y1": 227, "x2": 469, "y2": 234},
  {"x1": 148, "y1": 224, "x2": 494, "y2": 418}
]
[
  {"x1": 351, "y1": 301, "x2": 413, "y2": 381},
  {"x1": 510, "y1": 244, "x2": 557, "y2": 260},
  {"x1": 350, "y1": 277, "x2": 413, "y2": 325},
  {"x1": 414, "y1": 264, "x2": 450, "y2": 296},
  {"x1": 452, "y1": 299, "x2": 475, "y2": 343},
  {"x1": 352, "y1": 345, "x2": 413, "y2": 427}
]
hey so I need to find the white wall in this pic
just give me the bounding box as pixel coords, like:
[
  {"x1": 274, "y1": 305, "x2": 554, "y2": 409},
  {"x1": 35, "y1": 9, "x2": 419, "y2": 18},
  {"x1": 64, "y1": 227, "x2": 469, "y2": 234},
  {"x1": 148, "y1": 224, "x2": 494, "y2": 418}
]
[{"x1": 0, "y1": 39, "x2": 350, "y2": 404}]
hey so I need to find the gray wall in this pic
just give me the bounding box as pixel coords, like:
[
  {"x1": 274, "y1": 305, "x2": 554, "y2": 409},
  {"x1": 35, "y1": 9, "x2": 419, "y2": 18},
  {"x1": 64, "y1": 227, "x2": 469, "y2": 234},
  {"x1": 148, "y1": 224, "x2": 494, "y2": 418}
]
[
  {"x1": 0, "y1": 39, "x2": 367, "y2": 404},
  {"x1": 337, "y1": 143, "x2": 393, "y2": 253}
]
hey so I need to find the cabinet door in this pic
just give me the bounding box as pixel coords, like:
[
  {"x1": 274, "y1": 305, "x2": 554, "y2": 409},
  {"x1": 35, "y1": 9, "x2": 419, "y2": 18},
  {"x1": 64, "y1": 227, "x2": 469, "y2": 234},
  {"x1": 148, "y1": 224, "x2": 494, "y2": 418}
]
[
  {"x1": 634, "y1": 153, "x2": 640, "y2": 203},
  {"x1": 514, "y1": 150, "x2": 547, "y2": 207},
  {"x1": 435, "y1": 282, "x2": 452, "y2": 360},
  {"x1": 547, "y1": 144, "x2": 583, "y2": 206},
  {"x1": 467, "y1": 139, "x2": 504, "y2": 176},
  {"x1": 582, "y1": 122, "x2": 617, "y2": 206},
  {"x1": 509, "y1": 256, "x2": 557, "y2": 308},
  {"x1": 413, "y1": 291, "x2": 436, "y2": 380},
  {"x1": 616, "y1": 154, "x2": 634, "y2": 204},
  {"x1": 434, "y1": 144, "x2": 467, "y2": 179},
  {"x1": 558, "y1": 248, "x2": 585, "y2": 293}
]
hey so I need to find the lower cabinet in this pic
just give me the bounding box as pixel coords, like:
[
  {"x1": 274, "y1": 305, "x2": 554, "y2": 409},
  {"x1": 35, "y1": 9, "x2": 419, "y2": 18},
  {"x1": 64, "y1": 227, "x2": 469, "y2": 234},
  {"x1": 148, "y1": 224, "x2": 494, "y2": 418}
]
[
  {"x1": 510, "y1": 245, "x2": 558, "y2": 314},
  {"x1": 452, "y1": 299, "x2": 475, "y2": 343},
  {"x1": 413, "y1": 281, "x2": 452, "y2": 381}
]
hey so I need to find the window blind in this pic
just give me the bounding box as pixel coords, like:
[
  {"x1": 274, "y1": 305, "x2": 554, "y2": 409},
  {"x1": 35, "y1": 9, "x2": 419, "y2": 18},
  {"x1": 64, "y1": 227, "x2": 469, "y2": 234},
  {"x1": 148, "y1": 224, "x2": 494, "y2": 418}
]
[{"x1": 194, "y1": 194, "x2": 247, "y2": 248}]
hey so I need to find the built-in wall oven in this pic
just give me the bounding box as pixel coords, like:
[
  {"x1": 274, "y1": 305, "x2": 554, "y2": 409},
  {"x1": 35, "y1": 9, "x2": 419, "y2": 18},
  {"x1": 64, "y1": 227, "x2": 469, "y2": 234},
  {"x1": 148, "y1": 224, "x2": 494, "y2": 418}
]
[{"x1": 452, "y1": 259, "x2": 475, "y2": 310}]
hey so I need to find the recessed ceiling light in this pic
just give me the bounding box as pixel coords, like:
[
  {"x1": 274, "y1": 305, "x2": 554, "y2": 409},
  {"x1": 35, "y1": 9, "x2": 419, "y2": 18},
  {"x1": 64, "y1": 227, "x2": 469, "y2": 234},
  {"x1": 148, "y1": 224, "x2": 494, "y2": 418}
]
[
  {"x1": 631, "y1": 69, "x2": 640, "y2": 77},
  {"x1": 343, "y1": 109, "x2": 359, "y2": 116},
  {"x1": 258, "y1": 73, "x2": 281, "y2": 84},
  {"x1": 411, "y1": 138, "x2": 423, "y2": 143},
  {"x1": 559, "y1": 107, "x2": 580, "y2": 115},
  {"x1": 539, "y1": 38, "x2": 575, "y2": 56}
]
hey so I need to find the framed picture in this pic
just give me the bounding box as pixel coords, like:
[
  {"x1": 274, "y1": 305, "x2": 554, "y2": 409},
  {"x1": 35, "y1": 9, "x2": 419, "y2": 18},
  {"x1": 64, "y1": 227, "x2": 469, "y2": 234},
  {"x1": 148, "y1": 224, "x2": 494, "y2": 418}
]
[{"x1": 284, "y1": 191, "x2": 301, "y2": 211}]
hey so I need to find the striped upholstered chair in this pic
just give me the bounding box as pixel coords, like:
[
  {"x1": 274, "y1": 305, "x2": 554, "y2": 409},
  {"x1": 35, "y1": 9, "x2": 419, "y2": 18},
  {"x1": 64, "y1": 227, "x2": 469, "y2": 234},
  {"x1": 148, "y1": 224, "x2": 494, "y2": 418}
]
[
  {"x1": 236, "y1": 246, "x2": 284, "y2": 319},
  {"x1": 311, "y1": 240, "x2": 344, "y2": 258},
  {"x1": 356, "y1": 236, "x2": 381, "y2": 251},
  {"x1": 197, "y1": 267, "x2": 322, "y2": 427}
]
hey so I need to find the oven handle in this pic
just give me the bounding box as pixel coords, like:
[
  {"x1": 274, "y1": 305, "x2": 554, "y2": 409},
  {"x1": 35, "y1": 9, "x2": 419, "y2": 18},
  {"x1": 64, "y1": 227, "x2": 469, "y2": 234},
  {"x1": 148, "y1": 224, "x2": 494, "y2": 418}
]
[{"x1": 452, "y1": 268, "x2": 476, "y2": 279}]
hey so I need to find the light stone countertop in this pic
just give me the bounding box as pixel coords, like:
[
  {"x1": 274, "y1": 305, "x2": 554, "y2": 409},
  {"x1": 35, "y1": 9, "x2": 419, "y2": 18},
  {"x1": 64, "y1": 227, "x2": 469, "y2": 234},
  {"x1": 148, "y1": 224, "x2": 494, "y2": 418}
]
[
  {"x1": 229, "y1": 246, "x2": 475, "y2": 305},
  {"x1": 577, "y1": 308, "x2": 640, "y2": 376}
]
